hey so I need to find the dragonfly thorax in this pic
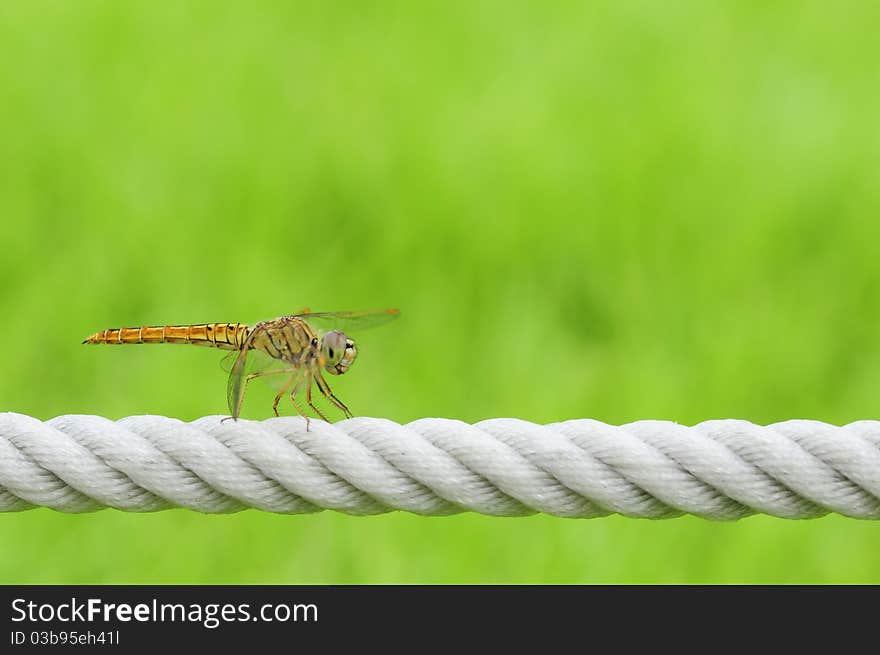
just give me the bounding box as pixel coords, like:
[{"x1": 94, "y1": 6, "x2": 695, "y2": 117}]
[{"x1": 321, "y1": 330, "x2": 357, "y2": 375}]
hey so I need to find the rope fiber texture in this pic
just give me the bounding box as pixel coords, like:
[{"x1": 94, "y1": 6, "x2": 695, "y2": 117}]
[{"x1": 1, "y1": 413, "x2": 879, "y2": 519}]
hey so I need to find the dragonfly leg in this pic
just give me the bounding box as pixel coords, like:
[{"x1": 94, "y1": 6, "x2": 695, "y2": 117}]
[
  {"x1": 305, "y1": 376, "x2": 331, "y2": 423},
  {"x1": 226, "y1": 368, "x2": 297, "y2": 421},
  {"x1": 288, "y1": 378, "x2": 311, "y2": 430},
  {"x1": 315, "y1": 373, "x2": 353, "y2": 419},
  {"x1": 271, "y1": 372, "x2": 303, "y2": 417}
]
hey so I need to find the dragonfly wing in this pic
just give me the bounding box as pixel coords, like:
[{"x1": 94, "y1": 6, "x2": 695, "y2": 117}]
[
  {"x1": 226, "y1": 347, "x2": 250, "y2": 418},
  {"x1": 293, "y1": 308, "x2": 400, "y2": 336},
  {"x1": 225, "y1": 345, "x2": 301, "y2": 417},
  {"x1": 220, "y1": 350, "x2": 238, "y2": 374}
]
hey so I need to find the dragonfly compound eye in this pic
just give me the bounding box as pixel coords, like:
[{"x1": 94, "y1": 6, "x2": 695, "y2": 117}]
[
  {"x1": 335, "y1": 340, "x2": 357, "y2": 375},
  {"x1": 320, "y1": 331, "x2": 356, "y2": 375},
  {"x1": 321, "y1": 331, "x2": 348, "y2": 374}
]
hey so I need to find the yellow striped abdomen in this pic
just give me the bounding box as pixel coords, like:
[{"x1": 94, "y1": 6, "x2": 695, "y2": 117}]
[{"x1": 82, "y1": 323, "x2": 250, "y2": 350}]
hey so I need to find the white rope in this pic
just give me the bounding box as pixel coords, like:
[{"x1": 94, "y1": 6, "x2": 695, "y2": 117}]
[{"x1": 0, "y1": 412, "x2": 878, "y2": 519}]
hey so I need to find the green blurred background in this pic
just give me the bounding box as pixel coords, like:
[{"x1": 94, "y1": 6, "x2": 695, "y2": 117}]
[{"x1": 1, "y1": 1, "x2": 879, "y2": 583}]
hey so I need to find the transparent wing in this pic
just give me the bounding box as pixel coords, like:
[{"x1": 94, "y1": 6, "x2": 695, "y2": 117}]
[
  {"x1": 226, "y1": 347, "x2": 250, "y2": 418},
  {"x1": 293, "y1": 308, "x2": 400, "y2": 336},
  {"x1": 225, "y1": 346, "x2": 301, "y2": 418},
  {"x1": 220, "y1": 350, "x2": 238, "y2": 374}
]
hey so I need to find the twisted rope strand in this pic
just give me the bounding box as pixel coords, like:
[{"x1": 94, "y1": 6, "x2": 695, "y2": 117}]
[{"x1": 0, "y1": 413, "x2": 878, "y2": 519}]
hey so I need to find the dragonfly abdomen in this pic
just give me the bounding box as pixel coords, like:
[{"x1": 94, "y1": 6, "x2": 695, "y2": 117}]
[{"x1": 82, "y1": 323, "x2": 250, "y2": 350}]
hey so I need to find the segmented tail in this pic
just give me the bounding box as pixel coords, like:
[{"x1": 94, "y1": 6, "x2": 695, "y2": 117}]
[{"x1": 82, "y1": 323, "x2": 250, "y2": 350}]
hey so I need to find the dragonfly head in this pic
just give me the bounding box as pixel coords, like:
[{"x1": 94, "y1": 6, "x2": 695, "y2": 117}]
[{"x1": 321, "y1": 330, "x2": 357, "y2": 375}]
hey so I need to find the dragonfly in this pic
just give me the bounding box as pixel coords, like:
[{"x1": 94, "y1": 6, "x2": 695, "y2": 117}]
[{"x1": 82, "y1": 309, "x2": 400, "y2": 423}]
